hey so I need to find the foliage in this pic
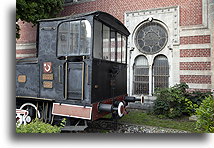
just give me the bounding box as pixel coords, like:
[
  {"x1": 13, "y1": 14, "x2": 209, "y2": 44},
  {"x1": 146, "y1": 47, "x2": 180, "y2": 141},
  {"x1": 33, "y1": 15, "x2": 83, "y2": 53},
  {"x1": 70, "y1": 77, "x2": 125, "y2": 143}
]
[
  {"x1": 16, "y1": 0, "x2": 64, "y2": 38},
  {"x1": 153, "y1": 83, "x2": 211, "y2": 118},
  {"x1": 16, "y1": 118, "x2": 66, "y2": 133},
  {"x1": 195, "y1": 96, "x2": 214, "y2": 133},
  {"x1": 153, "y1": 83, "x2": 189, "y2": 118}
]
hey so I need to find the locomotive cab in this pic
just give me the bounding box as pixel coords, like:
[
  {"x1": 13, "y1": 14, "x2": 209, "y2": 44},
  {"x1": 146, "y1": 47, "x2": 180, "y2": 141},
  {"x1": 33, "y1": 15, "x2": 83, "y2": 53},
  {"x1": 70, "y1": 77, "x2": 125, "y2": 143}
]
[{"x1": 16, "y1": 11, "x2": 141, "y2": 130}]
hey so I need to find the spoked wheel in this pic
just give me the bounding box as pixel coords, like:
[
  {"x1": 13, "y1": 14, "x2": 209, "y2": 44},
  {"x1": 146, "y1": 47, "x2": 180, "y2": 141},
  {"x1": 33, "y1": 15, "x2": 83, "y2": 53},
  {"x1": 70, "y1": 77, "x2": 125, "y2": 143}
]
[{"x1": 16, "y1": 103, "x2": 41, "y2": 126}]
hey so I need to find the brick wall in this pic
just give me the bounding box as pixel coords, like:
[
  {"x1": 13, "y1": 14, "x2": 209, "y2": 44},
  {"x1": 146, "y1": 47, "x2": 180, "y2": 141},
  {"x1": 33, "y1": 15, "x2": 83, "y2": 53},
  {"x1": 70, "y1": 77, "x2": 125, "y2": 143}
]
[
  {"x1": 180, "y1": 35, "x2": 210, "y2": 45},
  {"x1": 61, "y1": 0, "x2": 202, "y2": 26},
  {"x1": 180, "y1": 48, "x2": 211, "y2": 57},
  {"x1": 180, "y1": 62, "x2": 211, "y2": 70},
  {"x1": 180, "y1": 75, "x2": 211, "y2": 84},
  {"x1": 16, "y1": 20, "x2": 37, "y2": 44},
  {"x1": 16, "y1": 20, "x2": 37, "y2": 59}
]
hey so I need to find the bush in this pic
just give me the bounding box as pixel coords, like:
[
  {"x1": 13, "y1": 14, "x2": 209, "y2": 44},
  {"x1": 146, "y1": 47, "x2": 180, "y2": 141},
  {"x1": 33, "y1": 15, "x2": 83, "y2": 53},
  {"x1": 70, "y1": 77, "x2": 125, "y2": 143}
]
[
  {"x1": 153, "y1": 83, "x2": 211, "y2": 119},
  {"x1": 16, "y1": 119, "x2": 65, "y2": 133},
  {"x1": 195, "y1": 96, "x2": 214, "y2": 133},
  {"x1": 153, "y1": 83, "x2": 189, "y2": 118}
]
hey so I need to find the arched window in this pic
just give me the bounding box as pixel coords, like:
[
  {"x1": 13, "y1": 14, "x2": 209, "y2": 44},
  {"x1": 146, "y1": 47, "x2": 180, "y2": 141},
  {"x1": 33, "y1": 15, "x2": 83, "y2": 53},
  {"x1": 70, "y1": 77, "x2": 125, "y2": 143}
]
[
  {"x1": 152, "y1": 55, "x2": 169, "y2": 92},
  {"x1": 133, "y1": 56, "x2": 149, "y2": 95}
]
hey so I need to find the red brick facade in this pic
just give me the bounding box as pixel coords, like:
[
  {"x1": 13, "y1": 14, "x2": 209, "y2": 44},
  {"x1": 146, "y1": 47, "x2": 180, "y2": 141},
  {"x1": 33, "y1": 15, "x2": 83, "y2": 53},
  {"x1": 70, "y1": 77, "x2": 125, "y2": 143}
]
[
  {"x1": 180, "y1": 75, "x2": 211, "y2": 84},
  {"x1": 180, "y1": 62, "x2": 211, "y2": 71},
  {"x1": 180, "y1": 48, "x2": 211, "y2": 57},
  {"x1": 180, "y1": 35, "x2": 210, "y2": 45},
  {"x1": 16, "y1": 20, "x2": 37, "y2": 44},
  {"x1": 62, "y1": 0, "x2": 202, "y2": 26}
]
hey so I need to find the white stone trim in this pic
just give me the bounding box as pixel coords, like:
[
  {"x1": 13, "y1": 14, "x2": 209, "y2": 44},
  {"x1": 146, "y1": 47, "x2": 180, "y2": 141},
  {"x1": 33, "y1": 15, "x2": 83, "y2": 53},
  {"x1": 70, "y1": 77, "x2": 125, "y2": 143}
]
[
  {"x1": 179, "y1": 57, "x2": 211, "y2": 62},
  {"x1": 186, "y1": 84, "x2": 212, "y2": 90},
  {"x1": 180, "y1": 70, "x2": 212, "y2": 75},
  {"x1": 180, "y1": 30, "x2": 210, "y2": 37},
  {"x1": 16, "y1": 43, "x2": 36, "y2": 50},
  {"x1": 125, "y1": 6, "x2": 180, "y2": 95},
  {"x1": 179, "y1": 44, "x2": 211, "y2": 49}
]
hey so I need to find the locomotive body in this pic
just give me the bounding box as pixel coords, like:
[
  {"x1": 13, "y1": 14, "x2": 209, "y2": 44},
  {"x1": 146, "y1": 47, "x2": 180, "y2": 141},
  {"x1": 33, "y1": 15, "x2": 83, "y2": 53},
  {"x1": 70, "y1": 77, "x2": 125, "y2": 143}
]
[{"x1": 16, "y1": 11, "x2": 141, "y2": 130}]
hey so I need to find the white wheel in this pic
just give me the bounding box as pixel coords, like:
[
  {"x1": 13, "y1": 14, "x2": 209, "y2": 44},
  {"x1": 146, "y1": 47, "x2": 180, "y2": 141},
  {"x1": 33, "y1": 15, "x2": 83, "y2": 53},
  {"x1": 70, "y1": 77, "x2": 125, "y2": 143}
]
[
  {"x1": 117, "y1": 102, "x2": 125, "y2": 117},
  {"x1": 19, "y1": 103, "x2": 41, "y2": 123}
]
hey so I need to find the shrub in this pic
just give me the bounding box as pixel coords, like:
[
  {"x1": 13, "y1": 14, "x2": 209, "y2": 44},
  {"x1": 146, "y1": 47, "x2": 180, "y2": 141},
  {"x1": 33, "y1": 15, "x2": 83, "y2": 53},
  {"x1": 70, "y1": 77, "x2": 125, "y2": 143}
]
[
  {"x1": 195, "y1": 96, "x2": 214, "y2": 133},
  {"x1": 16, "y1": 119, "x2": 65, "y2": 133},
  {"x1": 153, "y1": 83, "x2": 190, "y2": 118},
  {"x1": 153, "y1": 83, "x2": 210, "y2": 118}
]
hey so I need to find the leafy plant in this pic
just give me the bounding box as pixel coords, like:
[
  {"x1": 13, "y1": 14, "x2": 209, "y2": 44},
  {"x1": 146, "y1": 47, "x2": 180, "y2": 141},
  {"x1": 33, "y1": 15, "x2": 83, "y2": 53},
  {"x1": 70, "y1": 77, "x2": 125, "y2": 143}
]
[
  {"x1": 195, "y1": 96, "x2": 214, "y2": 133},
  {"x1": 153, "y1": 83, "x2": 210, "y2": 118},
  {"x1": 16, "y1": 0, "x2": 64, "y2": 39},
  {"x1": 153, "y1": 83, "x2": 189, "y2": 118},
  {"x1": 16, "y1": 118, "x2": 66, "y2": 133}
]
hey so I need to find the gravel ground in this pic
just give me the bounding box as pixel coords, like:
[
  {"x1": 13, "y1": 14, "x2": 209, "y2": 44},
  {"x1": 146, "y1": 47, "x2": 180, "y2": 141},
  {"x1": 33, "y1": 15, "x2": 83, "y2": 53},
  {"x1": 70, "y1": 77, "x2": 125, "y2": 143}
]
[
  {"x1": 108, "y1": 124, "x2": 189, "y2": 133},
  {"x1": 84, "y1": 120, "x2": 189, "y2": 133}
]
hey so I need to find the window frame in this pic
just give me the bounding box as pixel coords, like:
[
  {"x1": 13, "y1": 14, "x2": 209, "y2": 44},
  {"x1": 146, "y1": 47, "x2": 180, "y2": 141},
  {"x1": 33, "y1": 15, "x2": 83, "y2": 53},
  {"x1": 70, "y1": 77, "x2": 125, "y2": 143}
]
[
  {"x1": 133, "y1": 56, "x2": 149, "y2": 95},
  {"x1": 93, "y1": 19, "x2": 127, "y2": 64},
  {"x1": 152, "y1": 55, "x2": 169, "y2": 92},
  {"x1": 56, "y1": 19, "x2": 92, "y2": 57},
  {"x1": 134, "y1": 20, "x2": 168, "y2": 55}
]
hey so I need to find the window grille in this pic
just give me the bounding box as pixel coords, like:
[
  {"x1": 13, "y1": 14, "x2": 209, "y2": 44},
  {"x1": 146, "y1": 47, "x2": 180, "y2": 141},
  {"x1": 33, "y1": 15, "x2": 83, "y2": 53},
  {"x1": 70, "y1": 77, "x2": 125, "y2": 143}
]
[
  {"x1": 133, "y1": 56, "x2": 149, "y2": 95},
  {"x1": 153, "y1": 55, "x2": 169, "y2": 92},
  {"x1": 135, "y1": 21, "x2": 168, "y2": 54}
]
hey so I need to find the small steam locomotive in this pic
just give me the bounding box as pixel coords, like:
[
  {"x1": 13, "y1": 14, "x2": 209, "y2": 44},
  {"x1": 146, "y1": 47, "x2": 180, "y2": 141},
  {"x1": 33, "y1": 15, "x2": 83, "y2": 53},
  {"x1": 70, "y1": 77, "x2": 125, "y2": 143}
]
[{"x1": 16, "y1": 11, "x2": 142, "y2": 131}]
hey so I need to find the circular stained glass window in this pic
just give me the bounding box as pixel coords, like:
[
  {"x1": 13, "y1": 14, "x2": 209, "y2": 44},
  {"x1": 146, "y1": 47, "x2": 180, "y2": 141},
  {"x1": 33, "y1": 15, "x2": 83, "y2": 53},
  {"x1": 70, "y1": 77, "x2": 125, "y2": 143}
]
[{"x1": 135, "y1": 21, "x2": 168, "y2": 54}]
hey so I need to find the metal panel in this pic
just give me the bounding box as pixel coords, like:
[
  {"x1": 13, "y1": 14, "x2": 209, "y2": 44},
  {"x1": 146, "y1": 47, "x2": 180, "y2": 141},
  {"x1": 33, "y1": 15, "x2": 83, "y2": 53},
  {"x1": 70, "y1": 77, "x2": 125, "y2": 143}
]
[
  {"x1": 67, "y1": 62, "x2": 84, "y2": 100},
  {"x1": 52, "y1": 103, "x2": 92, "y2": 120},
  {"x1": 16, "y1": 64, "x2": 39, "y2": 97}
]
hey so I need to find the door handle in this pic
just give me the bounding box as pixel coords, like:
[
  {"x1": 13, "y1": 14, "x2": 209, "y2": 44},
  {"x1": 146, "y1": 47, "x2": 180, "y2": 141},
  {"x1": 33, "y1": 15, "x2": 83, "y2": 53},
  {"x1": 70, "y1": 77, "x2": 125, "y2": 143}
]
[{"x1": 58, "y1": 65, "x2": 62, "y2": 83}]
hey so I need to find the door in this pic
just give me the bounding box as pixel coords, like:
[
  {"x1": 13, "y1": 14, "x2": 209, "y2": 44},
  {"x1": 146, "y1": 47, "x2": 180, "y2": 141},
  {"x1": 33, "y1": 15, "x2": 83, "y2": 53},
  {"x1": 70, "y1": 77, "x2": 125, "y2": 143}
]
[{"x1": 65, "y1": 62, "x2": 84, "y2": 100}]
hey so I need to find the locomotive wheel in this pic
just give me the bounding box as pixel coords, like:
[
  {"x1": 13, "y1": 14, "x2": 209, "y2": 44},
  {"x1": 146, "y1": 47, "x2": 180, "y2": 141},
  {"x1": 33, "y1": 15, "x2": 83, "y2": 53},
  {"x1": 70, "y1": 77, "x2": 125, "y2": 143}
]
[{"x1": 19, "y1": 103, "x2": 41, "y2": 124}]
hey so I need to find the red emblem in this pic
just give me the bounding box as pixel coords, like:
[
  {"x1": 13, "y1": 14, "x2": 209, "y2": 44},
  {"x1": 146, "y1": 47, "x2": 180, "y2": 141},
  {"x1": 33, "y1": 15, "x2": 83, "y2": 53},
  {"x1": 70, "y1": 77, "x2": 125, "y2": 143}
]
[{"x1": 43, "y1": 62, "x2": 52, "y2": 73}]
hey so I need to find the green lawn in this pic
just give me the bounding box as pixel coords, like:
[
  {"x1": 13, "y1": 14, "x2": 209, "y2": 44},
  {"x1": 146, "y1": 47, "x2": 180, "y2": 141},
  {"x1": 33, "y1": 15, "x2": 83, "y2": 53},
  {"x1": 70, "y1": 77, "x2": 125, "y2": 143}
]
[{"x1": 118, "y1": 109, "x2": 202, "y2": 133}]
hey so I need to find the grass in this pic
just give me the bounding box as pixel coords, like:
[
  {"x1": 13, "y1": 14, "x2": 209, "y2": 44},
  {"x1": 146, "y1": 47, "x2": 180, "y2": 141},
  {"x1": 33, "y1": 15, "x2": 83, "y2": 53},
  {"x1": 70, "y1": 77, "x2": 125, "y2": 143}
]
[{"x1": 118, "y1": 109, "x2": 202, "y2": 133}]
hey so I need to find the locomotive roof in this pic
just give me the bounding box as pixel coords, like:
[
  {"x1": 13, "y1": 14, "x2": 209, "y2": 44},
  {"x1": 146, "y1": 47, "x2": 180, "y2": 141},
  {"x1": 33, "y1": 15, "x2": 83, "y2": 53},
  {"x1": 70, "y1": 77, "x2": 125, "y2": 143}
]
[{"x1": 38, "y1": 11, "x2": 130, "y2": 36}]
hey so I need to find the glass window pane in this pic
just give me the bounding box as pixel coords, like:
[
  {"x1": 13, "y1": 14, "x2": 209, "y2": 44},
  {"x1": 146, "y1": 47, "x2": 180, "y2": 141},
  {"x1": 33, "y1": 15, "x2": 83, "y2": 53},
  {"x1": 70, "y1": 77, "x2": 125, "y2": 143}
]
[
  {"x1": 122, "y1": 36, "x2": 126, "y2": 63},
  {"x1": 80, "y1": 20, "x2": 91, "y2": 54},
  {"x1": 117, "y1": 33, "x2": 122, "y2": 63},
  {"x1": 58, "y1": 22, "x2": 69, "y2": 56},
  {"x1": 153, "y1": 55, "x2": 169, "y2": 91},
  {"x1": 110, "y1": 30, "x2": 116, "y2": 61},
  {"x1": 93, "y1": 20, "x2": 102, "y2": 59},
  {"x1": 133, "y1": 56, "x2": 149, "y2": 95},
  {"x1": 57, "y1": 20, "x2": 91, "y2": 57},
  {"x1": 102, "y1": 25, "x2": 110, "y2": 60},
  {"x1": 69, "y1": 21, "x2": 80, "y2": 55}
]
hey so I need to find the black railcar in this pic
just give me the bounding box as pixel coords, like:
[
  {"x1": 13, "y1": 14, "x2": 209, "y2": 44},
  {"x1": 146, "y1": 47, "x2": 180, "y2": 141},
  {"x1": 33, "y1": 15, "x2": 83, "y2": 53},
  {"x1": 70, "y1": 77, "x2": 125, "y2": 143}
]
[{"x1": 16, "y1": 11, "x2": 141, "y2": 130}]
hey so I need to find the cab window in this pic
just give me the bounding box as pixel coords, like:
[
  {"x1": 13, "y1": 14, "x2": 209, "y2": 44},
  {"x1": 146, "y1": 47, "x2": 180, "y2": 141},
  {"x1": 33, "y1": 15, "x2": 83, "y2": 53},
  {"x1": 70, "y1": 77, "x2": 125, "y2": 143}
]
[
  {"x1": 57, "y1": 20, "x2": 91, "y2": 56},
  {"x1": 93, "y1": 20, "x2": 127, "y2": 63}
]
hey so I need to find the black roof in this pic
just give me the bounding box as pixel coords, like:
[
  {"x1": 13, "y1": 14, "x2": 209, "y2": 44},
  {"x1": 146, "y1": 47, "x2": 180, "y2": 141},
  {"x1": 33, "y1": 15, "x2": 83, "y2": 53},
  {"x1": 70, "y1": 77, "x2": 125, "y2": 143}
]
[{"x1": 39, "y1": 11, "x2": 130, "y2": 36}]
